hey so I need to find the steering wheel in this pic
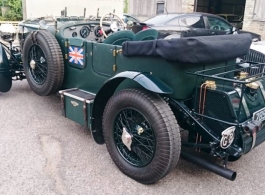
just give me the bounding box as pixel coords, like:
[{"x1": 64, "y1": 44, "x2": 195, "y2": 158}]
[
  {"x1": 100, "y1": 13, "x2": 126, "y2": 38},
  {"x1": 211, "y1": 25, "x2": 221, "y2": 30}
]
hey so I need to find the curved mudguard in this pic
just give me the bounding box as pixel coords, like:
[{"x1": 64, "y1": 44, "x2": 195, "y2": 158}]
[
  {"x1": 91, "y1": 71, "x2": 173, "y2": 144},
  {"x1": 0, "y1": 44, "x2": 11, "y2": 92}
]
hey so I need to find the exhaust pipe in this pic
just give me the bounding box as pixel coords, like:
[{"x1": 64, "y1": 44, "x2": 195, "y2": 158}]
[{"x1": 180, "y1": 151, "x2": 236, "y2": 181}]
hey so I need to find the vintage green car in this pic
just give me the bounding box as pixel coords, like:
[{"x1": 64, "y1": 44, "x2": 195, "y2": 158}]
[{"x1": 0, "y1": 13, "x2": 263, "y2": 184}]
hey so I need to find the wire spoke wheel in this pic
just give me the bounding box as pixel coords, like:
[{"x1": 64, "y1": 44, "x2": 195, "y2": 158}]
[
  {"x1": 23, "y1": 30, "x2": 64, "y2": 96},
  {"x1": 28, "y1": 44, "x2": 48, "y2": 85},
  {"x1": 114, "y1": 108, "x2": 155, "y2": 167},
  {"x1": 103, "y1": 89, "x2": 181, "y2": 184}
]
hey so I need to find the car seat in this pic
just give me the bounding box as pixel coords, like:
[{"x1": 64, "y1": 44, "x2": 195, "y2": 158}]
[
  {"x1": 103, "y1": 30, "x2": 135, "y2": 46},
  {"x1": 134, "y1": 29, "x2": 158, "y2": 41}
]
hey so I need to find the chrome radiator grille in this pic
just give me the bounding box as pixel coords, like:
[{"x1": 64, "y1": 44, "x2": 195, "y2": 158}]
[
  {"x1": 242, "y1": 49, "x2": 265, "y2": 76},
  {"x1": 243, "y1": 49, "x2": 265, "y2": 63}
]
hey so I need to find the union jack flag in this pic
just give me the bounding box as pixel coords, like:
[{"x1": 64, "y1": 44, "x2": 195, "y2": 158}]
[{"x1": 69, "y1": 46, "x2": 84, "y2": 65}]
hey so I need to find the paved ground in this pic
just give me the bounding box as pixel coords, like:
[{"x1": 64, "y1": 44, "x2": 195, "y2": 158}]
[{"x1": 1, "y1": 80, "x2": 265, "y2": 195}]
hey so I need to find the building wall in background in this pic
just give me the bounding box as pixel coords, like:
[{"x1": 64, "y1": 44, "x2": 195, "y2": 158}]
[
  {"x1": 244, "y1": 0, "x2": 265, "y2": 40},
  {"x1": 129, "y1": 0, "x2": 183, "y2": 21},
  {"x1": 23, "y1": 0, "x2": 123, "y2": 19},
  {"x1": 129, "y1": 0, "x2": 264, "y2": 40},
  {"x1": 182, "y1": 0, "x2": 194, "y2": 12}
]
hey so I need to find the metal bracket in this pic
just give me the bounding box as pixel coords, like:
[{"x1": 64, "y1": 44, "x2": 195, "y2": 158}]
[
  {"x1": 256, "y1": 81, "x2": 265, "y2": 100},
  {"x1": 113, "y1": 64, "x2": 117, "y2": 72},
  {"x1": 83, "y1": 100, "x2": 88, "y2": 128},
  {"x1": 60, "y1": 93, "x2": 65, "y2": 117},
  {"x1": 235, "y1": 88, "x2": 250, "y2": 117},
  {"x1": 251, "y1": 130, "x2": 257, "y2": 149},
  {"x1": 59, "y1": 88, "x2": 79, "y2": 117},
  {"x1": 112, "y1": 49, "x2": 122, "y2": 57}
]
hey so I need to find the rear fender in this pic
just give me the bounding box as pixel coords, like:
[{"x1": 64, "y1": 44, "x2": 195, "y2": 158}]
[
  {"x1": 0, "y1": 44, "x2": 11, "y2": 92},
  {"x1": 91, "y1": 71, "x2": 173, "y2": 144}
]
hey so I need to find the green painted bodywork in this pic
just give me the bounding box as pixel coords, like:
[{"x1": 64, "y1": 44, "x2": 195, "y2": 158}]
[
  {"x1": 18, "y1": 20, "x2": 264, "y2": 155},
  {"x1": 0, "y1": 45, "x2": 10, "y2": 73},
  {"x1": 19, "y1": 20, "x2": 235, "y2": 100},
  {"x1": 50, "y1": 22, "x2": 236, "y2": 145},
  {"x1": 64, "y1": 95, "x2": 88, "y2": 126},
  {"x1": 58, "y1": 36, "x2": 235, "y2": 99}
]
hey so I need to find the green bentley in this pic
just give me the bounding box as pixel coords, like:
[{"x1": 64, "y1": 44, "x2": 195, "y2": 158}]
[{"x1": 0, "y1": 13, "x2": 263, "y2": 184}]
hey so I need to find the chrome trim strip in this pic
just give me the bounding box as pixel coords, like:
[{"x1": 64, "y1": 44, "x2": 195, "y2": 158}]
[
  {"x1": 86, "y1": 100, "x2": 94, "y2": 103},
  {"x1": 63, "y1": 93, "x2": 86, "y2": 101},
  {"x1": 227, "y1": 90, "x2": 237, "y2": 95},
  {"x1": 59, "y1": 88, "x2": 78, "y2": 94},
  {"x1": 60, "y1": 89, "x2": 95, "y2": 103}
]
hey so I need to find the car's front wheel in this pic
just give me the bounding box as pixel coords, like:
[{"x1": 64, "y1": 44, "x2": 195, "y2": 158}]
[{"x1": 102, "y1": 89, "x2": 181, "y2": 184}]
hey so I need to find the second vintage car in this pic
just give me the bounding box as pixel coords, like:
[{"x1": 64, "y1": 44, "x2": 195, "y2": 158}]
[{"x1": 132, "y1": 12, "x2": 260, "y2": 41}]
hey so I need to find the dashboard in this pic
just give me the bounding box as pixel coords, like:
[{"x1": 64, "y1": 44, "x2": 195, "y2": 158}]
[{"x1": 63, "y1": 23, "x2": 111, "y2": 42}]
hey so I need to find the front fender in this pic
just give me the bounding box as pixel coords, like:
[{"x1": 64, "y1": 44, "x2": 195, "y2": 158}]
[
  {"x1": 91, "y1": 71, "x2": 173, "y2": 144},
  {"x1": 0, "y1": 44, "x2": 12, "y2": 92},
  {"x1": 0, "y1": 44, "x2": 9, "y2": 72},
  {"x1": 112, "y1": 71, "x2": 173, "y2": 94}
]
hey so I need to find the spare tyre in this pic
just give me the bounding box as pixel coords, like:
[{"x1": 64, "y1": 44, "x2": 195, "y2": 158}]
[{"x1": 22, "y1": 30, "x2": 64, "y2": 96}]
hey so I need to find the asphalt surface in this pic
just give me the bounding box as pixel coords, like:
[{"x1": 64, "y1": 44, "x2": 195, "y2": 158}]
[{"x1": 1, "y1": 80, "x2": 265, "y2": 195}]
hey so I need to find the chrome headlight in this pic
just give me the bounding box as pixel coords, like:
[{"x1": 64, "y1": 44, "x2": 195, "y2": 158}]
[{"x1": 0, "y1": 24, "x2": 16, "y2": 42}]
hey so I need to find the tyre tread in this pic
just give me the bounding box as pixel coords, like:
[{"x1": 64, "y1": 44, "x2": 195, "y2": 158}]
[
  {"x1": 23, "y1": 30, "x2": 64, "y2": 96},
  {"x1": 102, "y1": 89, "x2": 181, "y2": 184}
]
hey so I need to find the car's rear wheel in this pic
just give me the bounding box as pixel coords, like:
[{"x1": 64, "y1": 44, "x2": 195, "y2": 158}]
[
  {"x1": 23, "y1": 30, "x2": 64, "y2": 96},
  {"x1": 102, "y1": 89, "x2": 181, "y2": 184}
]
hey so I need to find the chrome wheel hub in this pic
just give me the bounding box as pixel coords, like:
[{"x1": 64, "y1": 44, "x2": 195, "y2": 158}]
[
  {"x1": 121, "y1": 127, "x2": 133, "y2": 151},
  {"x1": 30, "y1": 60, "x2": 36, "y2": 69}
]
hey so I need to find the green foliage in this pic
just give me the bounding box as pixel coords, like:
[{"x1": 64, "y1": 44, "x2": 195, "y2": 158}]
[
  {"x1": 124, "y1": 0, "x2": 128, "y2": 13},
  {"x1": 0, "y1": 0, "x2": 22, "y2": 21}
]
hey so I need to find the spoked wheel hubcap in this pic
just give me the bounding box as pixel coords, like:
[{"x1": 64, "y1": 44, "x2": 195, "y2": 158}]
[
  {"x1": 114, "y1": 108, "x2": 156, "y2": 167},
  {"x1": 28, "y1": 44, "x2": 48, "y2": 85}
]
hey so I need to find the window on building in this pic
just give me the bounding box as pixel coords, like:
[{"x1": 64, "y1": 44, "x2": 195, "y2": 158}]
[
  {"x1": 156, "y1": 2, "x2": 164, "y2": 15},
  {"x1": 253, "y1": 0, "x2": 265, "y2": 21}
]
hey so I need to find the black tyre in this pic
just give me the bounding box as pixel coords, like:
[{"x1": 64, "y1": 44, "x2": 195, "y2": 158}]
[
  {"x1": 0, "y1": 73, "x2": 12, "y2": 92},
  {"x1": 103, "y1": 89, "x2": 181, "y2": 184},
  {"x1": 22, "y1": 30, "x2": 64, "y2": 96}
]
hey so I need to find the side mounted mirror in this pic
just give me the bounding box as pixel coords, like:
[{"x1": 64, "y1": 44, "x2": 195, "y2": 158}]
[{"x1": 232, "y1": 26, "x2": 238, "y2": 34}]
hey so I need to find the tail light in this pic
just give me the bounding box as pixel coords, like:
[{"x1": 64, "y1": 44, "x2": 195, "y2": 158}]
[{"x1": 142, "y1": 26, "x2": 149, "y2": 30}]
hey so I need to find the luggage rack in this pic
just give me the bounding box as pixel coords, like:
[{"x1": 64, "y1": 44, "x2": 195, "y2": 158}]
[
  {"x1": 243, "y1": 48, "x2": 265, "y2": 64},
  {"x1": 187, "y1": 61, "x2": 265, "y2": 85},
  {"x1": 186, "y1": 61, "x2": 265, "y2": 126}
]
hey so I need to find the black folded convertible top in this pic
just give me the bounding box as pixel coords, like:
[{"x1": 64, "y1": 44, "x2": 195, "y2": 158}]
[{"x1": 122, "y1": 34, "x2": 252, "y2": 63}]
